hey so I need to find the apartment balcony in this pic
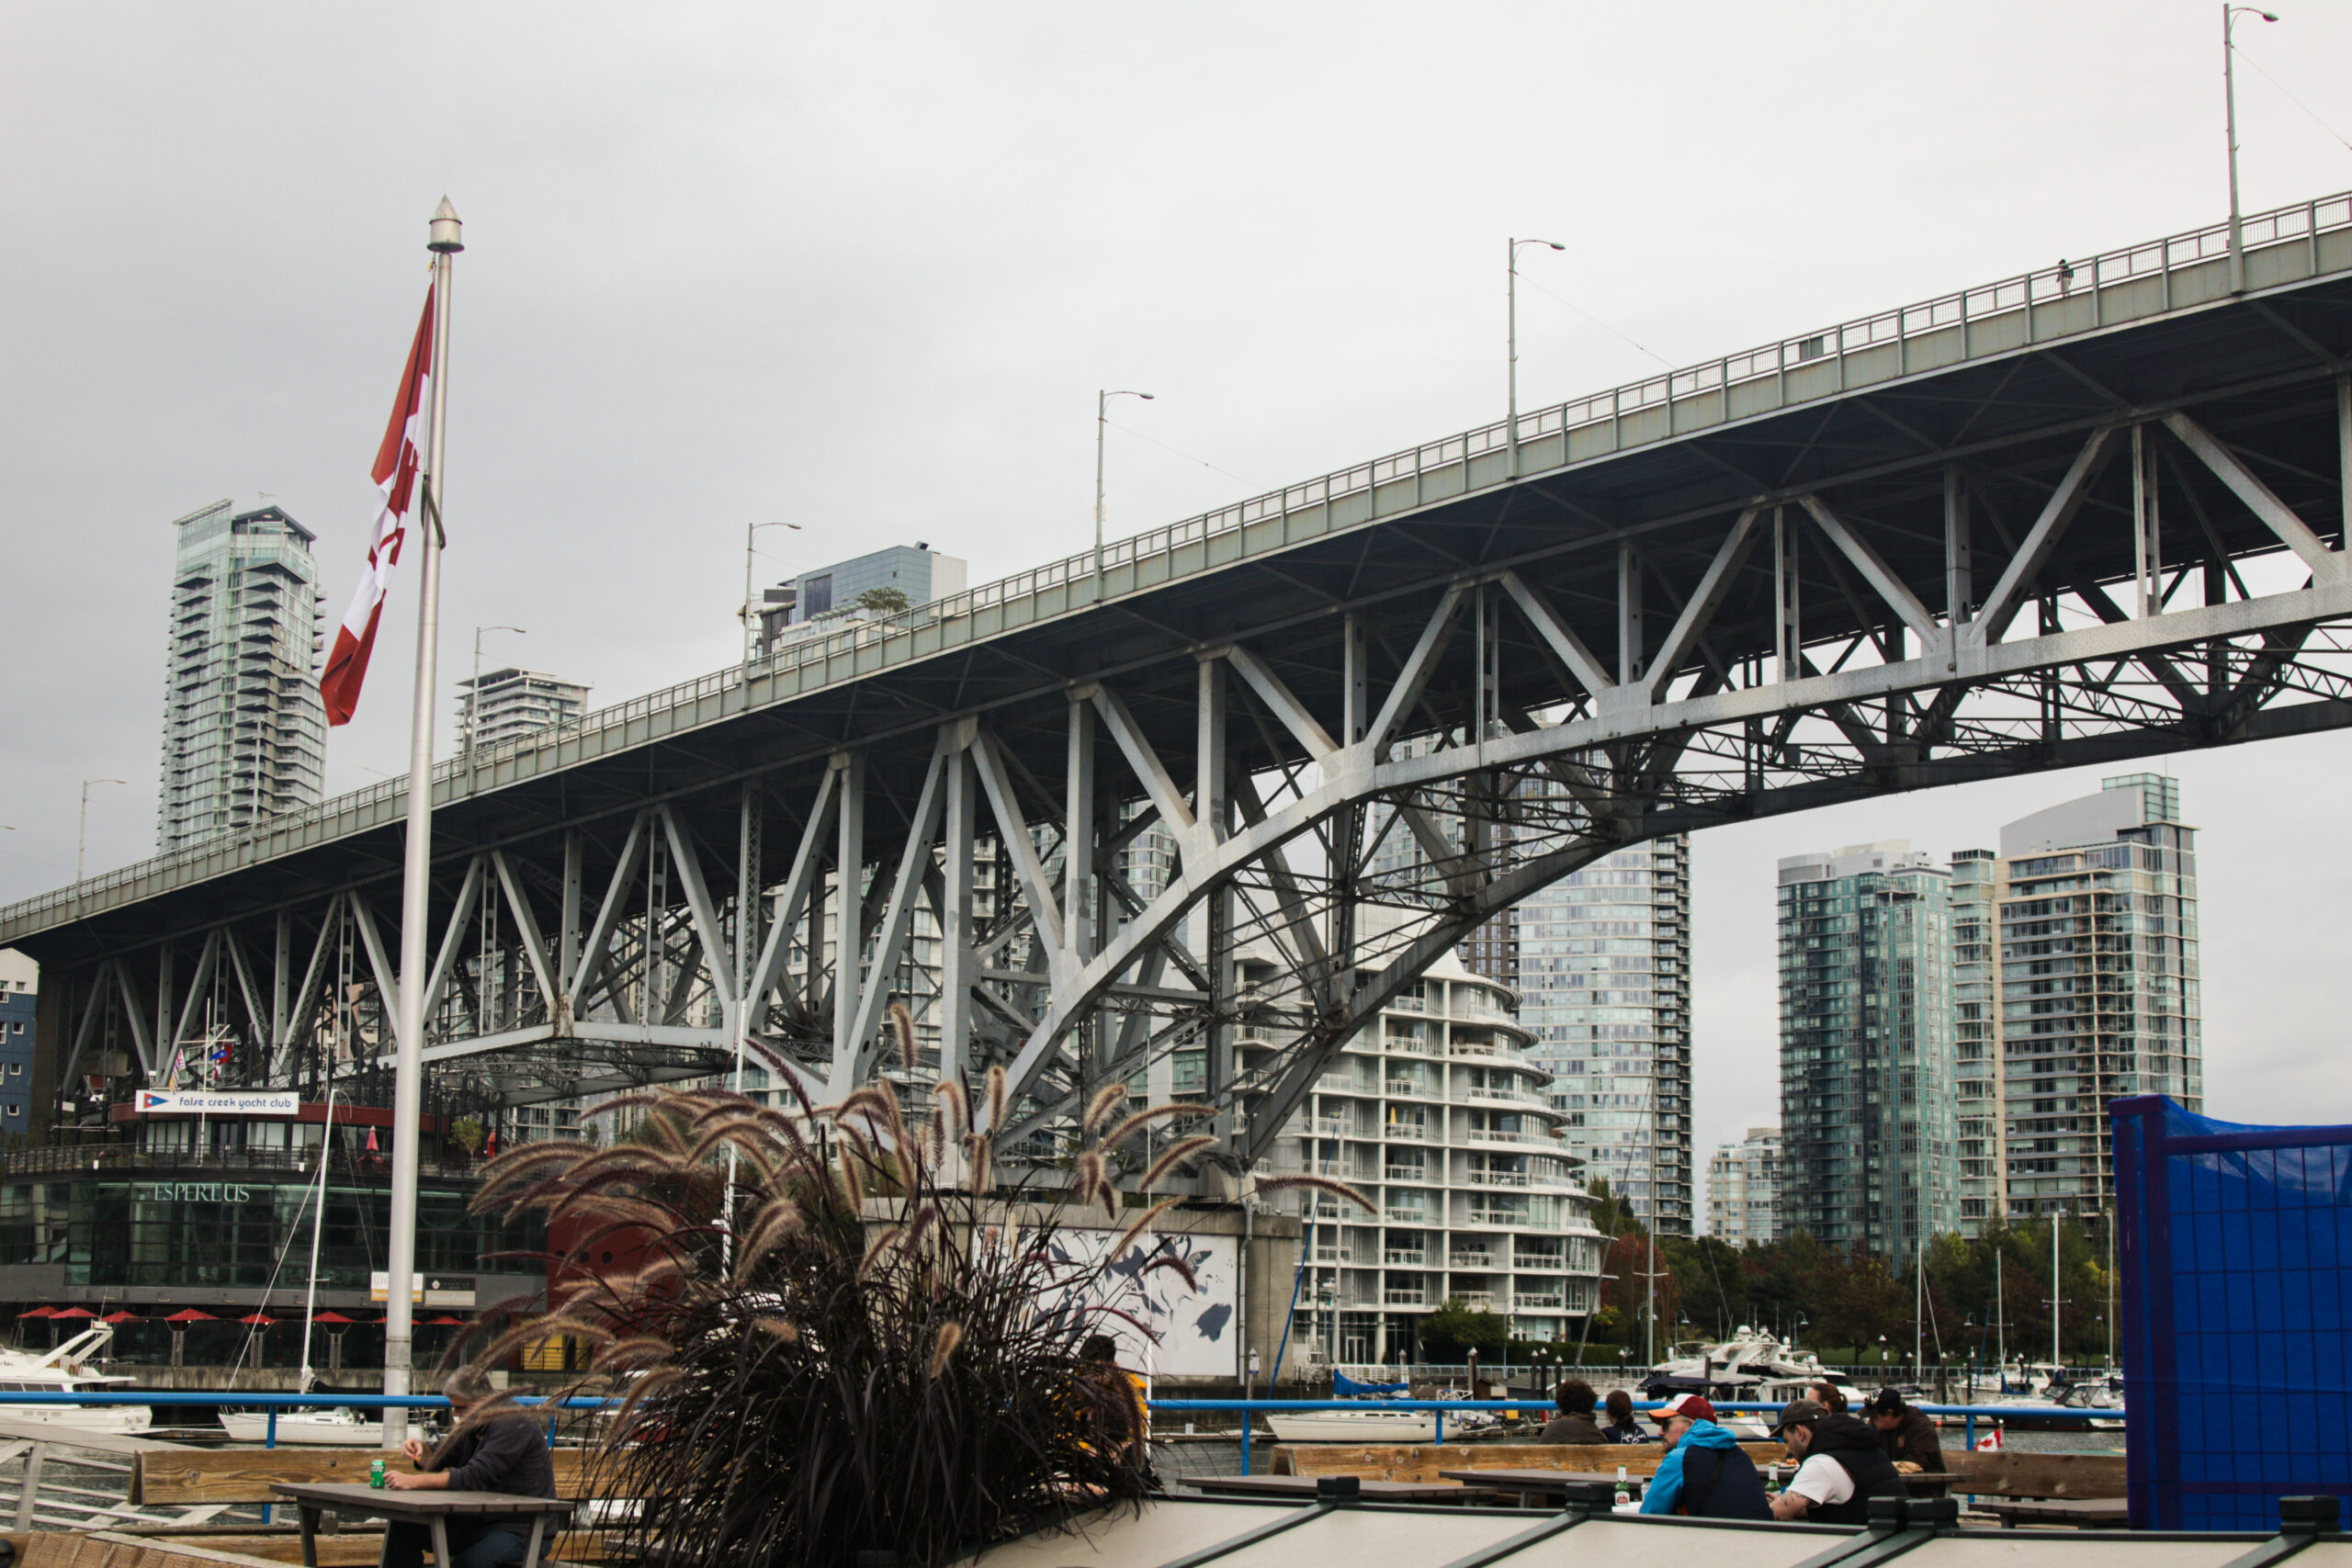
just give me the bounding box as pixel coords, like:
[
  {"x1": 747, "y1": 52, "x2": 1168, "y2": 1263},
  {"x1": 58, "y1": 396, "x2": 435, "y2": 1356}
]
[
  {"x1": 1383, "y1": 1249, "x2": 1426, "y2": 1267},
  {"x1": 1384, "y1": 1079, "x2": 1433, "y2": 1099},
  {"x1": 1467, "y1": 1086, "x2": 1551, "y2": 1110},
  {"x1": 1383, "y1": 1205, "x2": 1430, "y2": 1224},
  {"x1": 1451, "y1": 1292, "x2": 1498, "y2": 1309},
  {"x1": 1449, "y1": 1040, "x2": 1501, "y2": 1058},
  {"x1": 1384, "y1": 1287, "x2": 1429, "y2": 1306},
  {"x1": 1446, "y1": 1251, "x2": 1494, "y2": 1269},
  {"x1": 1382, "y1": 1122, "x2": 1431, "y2": 1142},
  {"x1": 1514, "y1": 1294, "x2": 1566, "y2": 1312},
  {"x1": 1383, "y1": 1166, "x2": 1429, "y2": 1183},
  {"x1": 1465, "y1": 1128, "x2": 1552, "y2": 1147},
  {"x1": 1464, "y1": 1169, "x2": 1537, "y2": 1188}
]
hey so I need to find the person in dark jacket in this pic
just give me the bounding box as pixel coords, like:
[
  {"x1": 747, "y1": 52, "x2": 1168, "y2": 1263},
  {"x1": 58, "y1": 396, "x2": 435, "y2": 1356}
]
[
  {"x1": 1862, "y1": 1387, "x2": 1946, "y2": 1472},
  {"x1": 1539, "y1": 1378, "x2": 1606, "y2": 1445},
  {"x1": 1599, "y1": 1388, "x2": 1652, "y2": 1442},
  {"x1": 382, "y1": 1366, "x2": 560, "y2": 1568},
  {"x1": 1768, "y1": 1399, "x2": 1907, "y2": 1525},
  {"x1": 1637, "y1": 1394, "x2": 1771, "y2": 1520}
]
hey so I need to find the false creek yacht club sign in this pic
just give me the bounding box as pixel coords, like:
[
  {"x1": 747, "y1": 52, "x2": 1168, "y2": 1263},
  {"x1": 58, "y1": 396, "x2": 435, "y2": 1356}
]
[{"x1": 133, "y1": 1089, "x2": 301, "y2": 1117}]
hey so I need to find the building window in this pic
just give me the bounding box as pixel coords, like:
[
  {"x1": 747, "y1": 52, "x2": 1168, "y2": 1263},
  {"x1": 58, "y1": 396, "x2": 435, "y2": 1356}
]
[{"x1": 801, "y1": 575, "x2": 832, "y2": 617}]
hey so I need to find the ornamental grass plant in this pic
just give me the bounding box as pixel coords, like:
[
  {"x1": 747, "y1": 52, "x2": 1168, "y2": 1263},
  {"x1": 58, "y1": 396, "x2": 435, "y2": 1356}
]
[{"x1": 451, "y1": 1013, "x2": 1367, "y2": 1568}]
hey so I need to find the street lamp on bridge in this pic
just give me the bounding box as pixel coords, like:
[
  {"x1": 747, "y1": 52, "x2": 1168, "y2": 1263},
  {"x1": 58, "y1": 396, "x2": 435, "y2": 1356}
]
[
  {"x1": 1508, "y1": 237, "x2": 1565, "y2": 478},
  {"x1": 1095, "y1": 389, "x2": 1155, "y2": 597},
  {"x1": 2223, "y1": 5, "x2": 2281, "y2": 295},
  {"x1": 742, "y1": 521, "x2": 803, "y2": 665}
]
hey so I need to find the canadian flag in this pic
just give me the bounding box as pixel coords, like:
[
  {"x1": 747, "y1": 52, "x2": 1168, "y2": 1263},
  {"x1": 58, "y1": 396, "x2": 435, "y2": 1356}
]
[
  {"x1": 321, "y1": 287, "x2": 435, "y2": 726},
  {"x1": 1975, "y1": 1427, "x2": 2006, "y2": 1450}
]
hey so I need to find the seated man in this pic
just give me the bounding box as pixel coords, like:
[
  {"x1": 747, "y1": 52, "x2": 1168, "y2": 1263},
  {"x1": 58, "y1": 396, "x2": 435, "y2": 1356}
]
[
  {"x1": 381, "y1": 1365, "x2": 560, "y2": 1568},
  {"x1": 1861, "y1": 1386, "x2": 1946, "y2": 1472},
  {"x1": 1638, "y1": 1393, "x2": 1770, "y2": 1520},
  {"x1": 1768, "y1": 1398, "x2": 1908, "y2": 1525},
  {"x1": 1538, "y1": 1378, "x2": 1605, "y2": 1445}
]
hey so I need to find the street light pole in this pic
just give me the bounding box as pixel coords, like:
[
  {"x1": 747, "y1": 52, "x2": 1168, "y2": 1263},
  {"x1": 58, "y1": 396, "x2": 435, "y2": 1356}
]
[
  {"x1": 466, "y1": 626, "x2": 526, "y2": 761},
  {"x1": 76, "y1": 779, "x2": 126, "y2": 890},
  {"x1": 1507, "y1": 238, "x2": 1565, "y2": 478},
  {"x1": 741, "y1": 522, "x2": 802, "y2": 666},
  {"x1": 1094, "y1": 389, "x2": 1154, "y2": 597},
  {"x1": 2224, "y1": 5, "x2": 2281, "y2": 295}
]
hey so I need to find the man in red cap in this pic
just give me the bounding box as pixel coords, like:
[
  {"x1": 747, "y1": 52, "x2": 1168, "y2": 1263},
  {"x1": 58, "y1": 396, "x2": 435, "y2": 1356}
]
[{"x1": 1638, "y1": 1393, "x2": 1771, "y2": 1519}]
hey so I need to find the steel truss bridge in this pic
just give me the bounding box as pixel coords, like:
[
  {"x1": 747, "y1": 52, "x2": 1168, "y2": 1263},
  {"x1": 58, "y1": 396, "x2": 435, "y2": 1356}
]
[{"x1": 11, "y1": 192, "x2": 2352, "y2": 1173}]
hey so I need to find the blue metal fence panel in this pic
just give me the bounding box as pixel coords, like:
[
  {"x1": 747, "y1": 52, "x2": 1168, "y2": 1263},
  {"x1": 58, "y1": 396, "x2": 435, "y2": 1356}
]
[{"x1": 2114, "y1": 1095, "x2": 2352, "y2": 1531}]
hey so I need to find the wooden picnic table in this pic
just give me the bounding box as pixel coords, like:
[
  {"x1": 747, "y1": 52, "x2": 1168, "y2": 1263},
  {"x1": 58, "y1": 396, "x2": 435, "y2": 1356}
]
[
  {"x1": 1184, "y1": 1473, "x2": 1499, "y2": 1503},
  {"x1": 1439, "y1": 1469, "x2": 1636, "y2": 1503},
  {"x1": 1976, "y1": 1496, "x2": 2131, "y2": 1529},
  {"x1": 270, "y1": 1481, "x2": 577, "y2": 1568}
]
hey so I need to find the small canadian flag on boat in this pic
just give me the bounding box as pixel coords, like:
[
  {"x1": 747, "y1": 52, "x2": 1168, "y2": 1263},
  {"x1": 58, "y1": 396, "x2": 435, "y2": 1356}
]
[
  {"x1": 320, "y1": 287, "x2": 435, "y2": 727},
  {"x1": 1975, "y1": 1427, "x2": 2006, "y2": 1450}
]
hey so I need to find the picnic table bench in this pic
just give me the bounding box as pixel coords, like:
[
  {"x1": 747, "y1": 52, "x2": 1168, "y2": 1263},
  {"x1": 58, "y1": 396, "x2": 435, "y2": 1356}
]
[{"x1": 270, "y1": 1484, "x2": 574, "y2": 1568}]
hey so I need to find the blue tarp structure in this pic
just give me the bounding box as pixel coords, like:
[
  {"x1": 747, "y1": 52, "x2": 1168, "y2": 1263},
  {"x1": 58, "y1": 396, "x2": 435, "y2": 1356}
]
[
  {"x1": 2114, "y1": 1096, "x2": 2352, "y2": 1531},
  {"x1": 1333, "y1": 1371, "x2": 1408, "y2": 1396}
]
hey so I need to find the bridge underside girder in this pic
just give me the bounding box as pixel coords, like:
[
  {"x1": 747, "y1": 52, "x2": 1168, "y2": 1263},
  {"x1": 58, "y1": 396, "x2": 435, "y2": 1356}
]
[{"x1": 19, "y1": 243, "x2": 2352, "y2": 1167}]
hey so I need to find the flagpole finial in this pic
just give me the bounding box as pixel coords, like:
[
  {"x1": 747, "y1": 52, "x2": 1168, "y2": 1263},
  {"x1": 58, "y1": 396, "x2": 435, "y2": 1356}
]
[{"x1": 427, "y1": 197, "x2": 464, "y2": 254}]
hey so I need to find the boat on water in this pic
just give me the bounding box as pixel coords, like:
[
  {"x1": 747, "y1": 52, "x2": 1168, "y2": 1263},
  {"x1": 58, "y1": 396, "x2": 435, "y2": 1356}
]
[
  {"x1": 217, "y1": 1401, "x2": 388, "y2": 1446},
  {"x1": 1265, "y1": 1371, "x2": 1496, "y2": 1444},
  {"x1": 0, "y1": 1324, "x2": 151, "y2": 1433}
]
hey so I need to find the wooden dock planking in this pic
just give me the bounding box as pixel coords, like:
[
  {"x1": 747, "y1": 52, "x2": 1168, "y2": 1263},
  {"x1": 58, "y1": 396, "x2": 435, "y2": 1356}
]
[{"x1": 130, "y1": 1450, "x2": 609, "y2": 1507}]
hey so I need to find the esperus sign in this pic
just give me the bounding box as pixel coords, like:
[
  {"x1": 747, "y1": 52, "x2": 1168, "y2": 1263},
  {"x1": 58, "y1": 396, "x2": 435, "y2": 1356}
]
[{"x1": 133, "y1": 1089, "x2": 302, "y2": 1117}]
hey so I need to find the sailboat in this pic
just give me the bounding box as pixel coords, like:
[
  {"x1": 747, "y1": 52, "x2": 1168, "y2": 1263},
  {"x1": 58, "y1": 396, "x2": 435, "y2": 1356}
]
[{"x1": 219, "y1": 1095, "x2": 388, "y2": 1446}]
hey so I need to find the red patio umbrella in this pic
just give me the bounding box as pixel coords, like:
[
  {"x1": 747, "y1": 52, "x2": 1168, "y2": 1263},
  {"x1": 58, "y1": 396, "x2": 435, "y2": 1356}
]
[
  {"x1": 49, "y1": 1307, "x2": 96, "y2": 1321},
  {"x1": 420, "y1": 1314, "x2": 468, "y2": 1326},
  {"x1": 163, "y1": 1309, "x2": 218, "y2": 1324},
  {"x1": 311, "y1": 1311, "x2": 359, "y2": 1325},
  {"x1": 100, "y1": 1311, "x2": 142, "y2": 1324},
  {"x1": 237, "y1": 1312, "x2": 277, "y2": 1326},
  {"x1": 17, "y1": 1307, "x2": 54, "y2": 1320}
]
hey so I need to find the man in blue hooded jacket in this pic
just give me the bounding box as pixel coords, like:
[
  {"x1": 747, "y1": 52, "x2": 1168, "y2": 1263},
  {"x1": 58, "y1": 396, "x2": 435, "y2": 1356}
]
[{"x1": 1637, "y1": 1394, "x2": 1772, "y2": 1519}]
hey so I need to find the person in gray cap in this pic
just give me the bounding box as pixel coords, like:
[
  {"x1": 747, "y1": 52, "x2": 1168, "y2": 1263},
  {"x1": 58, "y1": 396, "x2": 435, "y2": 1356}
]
[{"x1": 1767, "y1": 1397, "x2": 1907, "y2": 1525}]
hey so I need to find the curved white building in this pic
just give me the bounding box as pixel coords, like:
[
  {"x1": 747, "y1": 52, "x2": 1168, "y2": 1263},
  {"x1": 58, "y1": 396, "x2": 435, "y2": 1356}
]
[{"x1": 1254, "y1": 950, "x2": 1605, "y2": 1364}]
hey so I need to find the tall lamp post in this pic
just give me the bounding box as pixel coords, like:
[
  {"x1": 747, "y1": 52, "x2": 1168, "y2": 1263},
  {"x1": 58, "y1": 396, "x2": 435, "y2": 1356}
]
[
  {"x1": 1094, "y1": 389, "x2": 1154, "y2": 595},
  {"x1": 2224, "y1": 5, "x2": 2281, "y2": 294},
  {"x1": 1507, "y1": 238, "x2": 1565, "y2": 477},
  {"x1": 741, "y1": 521, "x2": 803, "y2": 665},
  {"x1": 76, "y1": 779, "x2": 126, "y2": 893},
  {"x1": 465, "y1": 626, "x2": 526, "y2": 760}
]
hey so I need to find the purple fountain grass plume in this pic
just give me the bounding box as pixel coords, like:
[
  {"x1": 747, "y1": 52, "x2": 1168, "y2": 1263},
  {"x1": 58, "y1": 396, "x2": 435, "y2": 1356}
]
[
  {"x1": 1081, "y1": 1083, "x2": 1128, "y2": 1135},
  {"x1": 1098, "y1": 1102, "x2": 1216, "y2": 1149},
  {"x1": 927, "y1": 1319, "x2": 964, "y2": 1379},
  {"x1": 985, "y1": 1063, "x2": 1008, "y2": 1130},
  {"x1": 1137, "y1": 1134, "x2": 1218, "y2": 1190},
  {"x1": 1139, "y1": 1252, "x2": 1200, "y2": 1292},
  {"x1": 1251, "y1": 1173, "x2": 1377, "y2": 1213},
  {"x1": 889, "y1": 1000, "x2": 919, "y2": 1072}
]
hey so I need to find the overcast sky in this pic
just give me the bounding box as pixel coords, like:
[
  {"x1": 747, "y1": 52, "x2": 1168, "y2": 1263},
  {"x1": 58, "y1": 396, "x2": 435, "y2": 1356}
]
[{"x1": 6, "y1": 2, "x2": 2350, "y2": 1172}]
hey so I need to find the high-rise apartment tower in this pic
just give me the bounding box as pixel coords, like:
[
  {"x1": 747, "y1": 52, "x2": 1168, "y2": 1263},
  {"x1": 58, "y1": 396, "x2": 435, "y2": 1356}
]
[
  {"x1": 1707, "y1": 1127, "x2": 1781, "y2": 1246},
  {"x1": 1776, "y1": 841, "x2": 1959, "y2": 1258},
  {"x1": 1985, "y1": 773, "x2": 2200, "y2": 1224},
  {"x1": 158, "y1": 502, "x2": 325, "y2": 852}
]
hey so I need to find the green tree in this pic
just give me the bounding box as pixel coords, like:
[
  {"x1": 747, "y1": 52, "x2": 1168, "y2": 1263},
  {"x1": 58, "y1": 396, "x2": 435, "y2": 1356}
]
[
  {"x1": 1418, "y1": 1297, "x2": 1510, "y2": 1360},
  {"x1": 854, "y1": 586, "x2": 911, "y2": 615}
]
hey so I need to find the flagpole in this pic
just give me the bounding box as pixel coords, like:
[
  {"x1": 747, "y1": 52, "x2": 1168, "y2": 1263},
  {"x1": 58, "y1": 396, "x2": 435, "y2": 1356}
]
[{"x1": 383, "y1": 197, "x2": 462, "y2": 1449}]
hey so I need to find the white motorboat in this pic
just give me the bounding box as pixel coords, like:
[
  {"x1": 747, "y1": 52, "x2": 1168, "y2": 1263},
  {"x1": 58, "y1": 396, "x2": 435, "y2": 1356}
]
[
  {"x1": 1264, "y1": 1408, "x2": 1439, "y2": 1442},
  {"x1": 218, "y1": 1404, "x2": 388, "y2": 1446},
  {"x1": 0, "y1": 1325, "x2": 151, "y2": 1433}
]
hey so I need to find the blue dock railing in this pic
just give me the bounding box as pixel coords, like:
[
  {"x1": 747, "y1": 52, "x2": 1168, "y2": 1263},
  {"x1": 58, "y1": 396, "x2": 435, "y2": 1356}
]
[
  {"x1": 0, "y1": 1390, "x2": 2110, "y2": 1480},
  {"x1": 1148, "y1": 1398, "x2": 2117, "y2": 1476}
]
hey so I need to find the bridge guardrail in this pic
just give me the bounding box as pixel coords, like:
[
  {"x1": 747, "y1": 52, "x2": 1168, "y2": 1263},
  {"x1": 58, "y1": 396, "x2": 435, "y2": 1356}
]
[{"x1": 9, "y1": 188, "x2": 2349, "y2": 933}]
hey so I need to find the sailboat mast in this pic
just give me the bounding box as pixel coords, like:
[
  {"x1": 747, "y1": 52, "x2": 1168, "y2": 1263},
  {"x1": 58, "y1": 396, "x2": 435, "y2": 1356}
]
[
  {"x1": 297, "y1": 1092, "x2": 336, "y2": 1387},
  {"x1": 1995, "y1": 1247, "x2": 2005, "y2": 1381},
  {"x1": 2051, "y1": 1211, "x2": 2063, "y2": 1373}
]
